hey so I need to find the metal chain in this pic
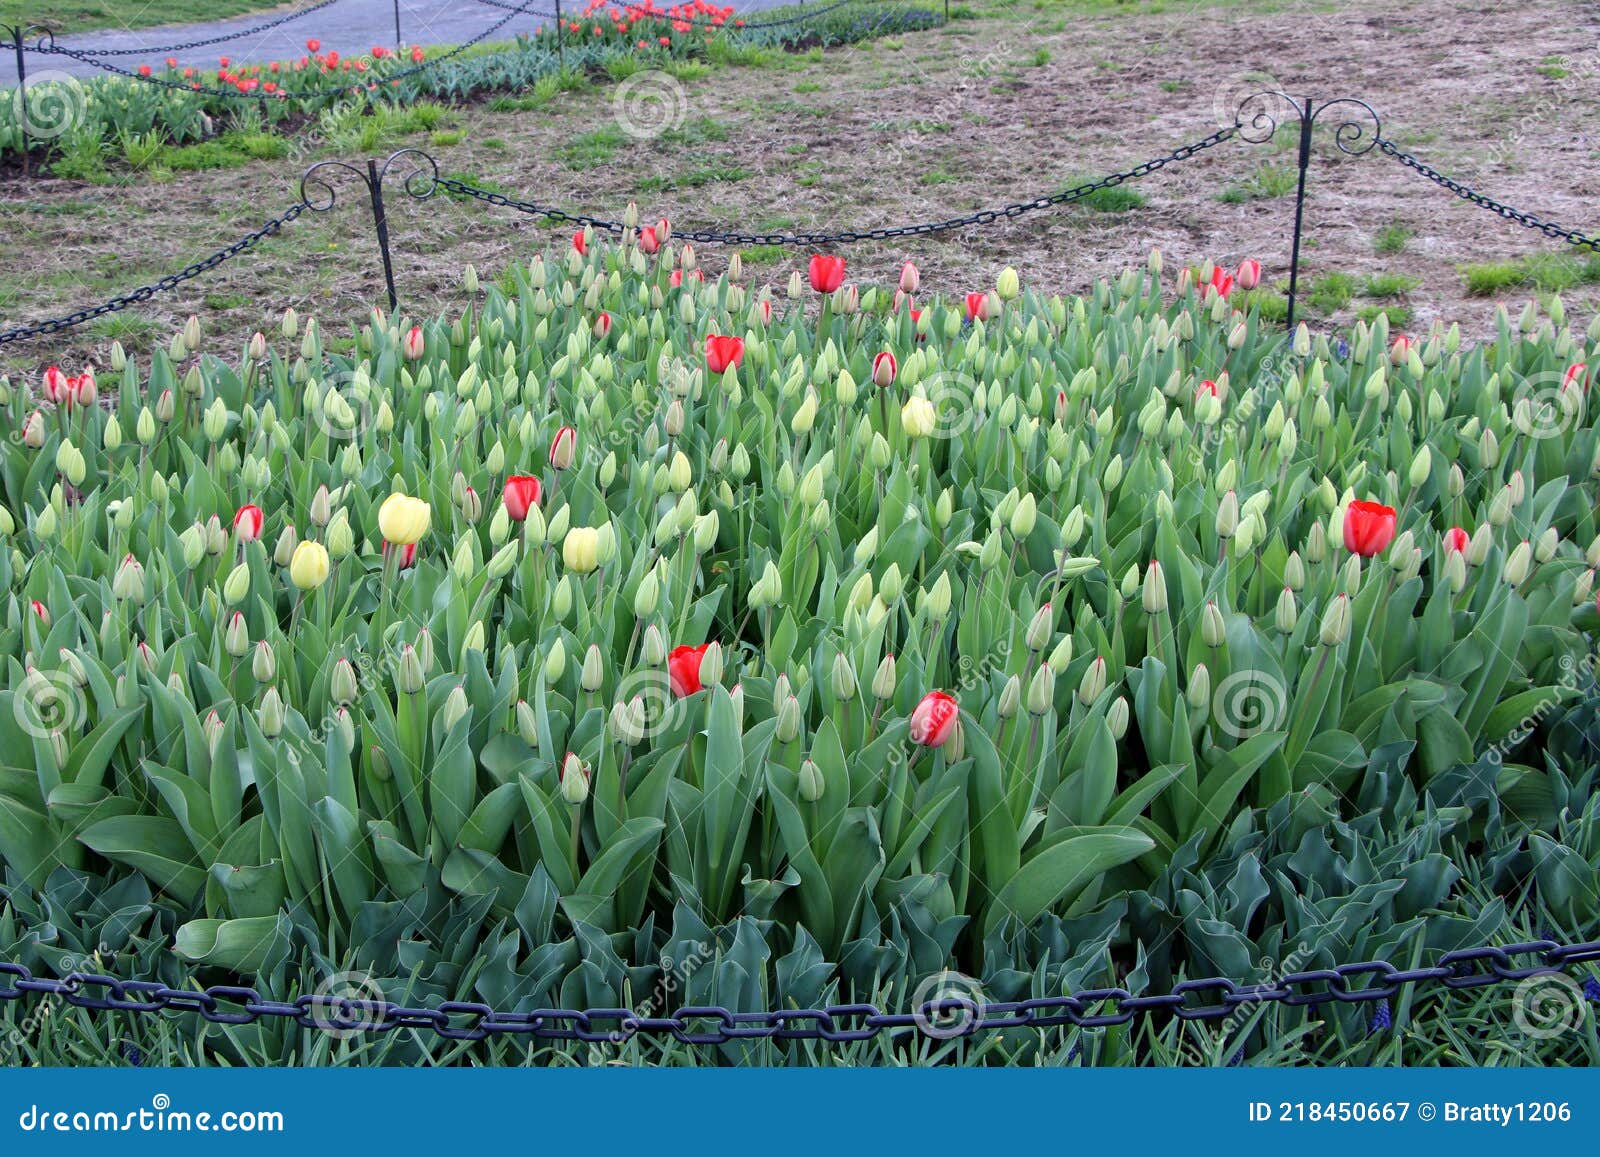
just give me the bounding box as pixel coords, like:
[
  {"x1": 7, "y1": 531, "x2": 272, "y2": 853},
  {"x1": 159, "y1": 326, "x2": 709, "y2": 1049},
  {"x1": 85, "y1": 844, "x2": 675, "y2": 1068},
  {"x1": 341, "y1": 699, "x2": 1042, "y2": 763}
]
[
  {"x1": 38, "y1": 1, "x2": 535, "y2": 103},
  {"x1": 29, "y1": 0, "x2": 342, "y2": 58},
  {"x1": 1375, "y1": 139, "x2": 1598, "y2": 249},
  {"x1": 434, "y1": 125, "x2": 1238, "y2": 247},
  {"x1": 1, "y1": 938, "x2": 1595, "y2": 1044},
  {"x1": 470, "y1": 0, "x2": 861, "y2": 31},
  {"x1": 0, "y1": 204, "x2": 305, "y2": 347}
]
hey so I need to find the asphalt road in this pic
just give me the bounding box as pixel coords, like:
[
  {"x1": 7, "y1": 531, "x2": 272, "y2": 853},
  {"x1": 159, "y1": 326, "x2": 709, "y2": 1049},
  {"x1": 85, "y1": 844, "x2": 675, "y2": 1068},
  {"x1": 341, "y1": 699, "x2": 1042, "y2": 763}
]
[{"x1": 2, "y1": 0, "x2": 805, "y2": 84}]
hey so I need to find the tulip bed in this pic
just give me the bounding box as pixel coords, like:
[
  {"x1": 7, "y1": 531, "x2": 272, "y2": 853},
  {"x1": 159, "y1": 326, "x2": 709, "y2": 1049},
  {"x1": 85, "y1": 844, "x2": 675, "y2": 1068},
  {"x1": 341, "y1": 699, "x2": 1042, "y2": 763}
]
[
  {"x1": 0, "y1": 2, "x2": 945, "y2": 175},
  {"x1": 2, "y1": 232, "x2": 1600, "y2": 1066}
]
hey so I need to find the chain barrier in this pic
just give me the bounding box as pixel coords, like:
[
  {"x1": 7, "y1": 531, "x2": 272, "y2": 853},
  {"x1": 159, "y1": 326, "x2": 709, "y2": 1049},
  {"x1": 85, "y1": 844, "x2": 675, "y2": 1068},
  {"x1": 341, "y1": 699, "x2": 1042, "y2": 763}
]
[
  {"x1": 433, "y1": 125, "x2": 1240, "y2": 246},
  {"x1": 28, "y1": 0, "x2": 342, "y2": 59},
  {"x1": 1, "y1": 938, "x2": 1596, "y2": 1045},
  {"x1": 31, "y1": 1, "x2": 538, "y2": 104},
  {"x1": 1375, "y1": 138, "x2": 1598, "y2": 250},
  {"x1": 470, "y1": 0, "x2": 862, "y2": 31},
  {"x1": 0, "y1": 204, "x2": 305, "y2": 348}
]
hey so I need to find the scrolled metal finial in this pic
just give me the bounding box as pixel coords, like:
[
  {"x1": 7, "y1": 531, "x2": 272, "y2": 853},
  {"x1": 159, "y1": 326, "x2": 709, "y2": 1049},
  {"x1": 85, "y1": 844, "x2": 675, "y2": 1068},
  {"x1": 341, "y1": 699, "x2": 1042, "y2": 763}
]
[
  {"x1": 1317, "y1": 96, "x2": 1381, "y2": 157},
  {"x1": 1234, "y1": 89, "x2": 1301, "y2": 145},
  {"x1": 378, "y1": 147, "x2": 441, "y2": 202},
  {"x1": 298, "y1": 159, "x2": 371, "y2": 213}
]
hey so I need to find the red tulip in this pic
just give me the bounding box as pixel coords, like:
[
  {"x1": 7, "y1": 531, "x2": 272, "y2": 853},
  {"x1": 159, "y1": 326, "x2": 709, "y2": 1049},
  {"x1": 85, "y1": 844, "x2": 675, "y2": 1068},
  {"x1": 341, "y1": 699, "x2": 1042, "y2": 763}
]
[
  {"x1": 572, "y1": 230, "x2": 587, "y2": 255},
  {"x1": 402, "y1": 325, "x2": 425, "y2": 360},
  {"x1": 899, "y1": 261, "x2": 920, "y2": 294},
  {"x1": 668, "y1": 643, "x2": 711, "y2": 697},
  {"x1": 307, "y1": 38, "x2": 321, "y2": 52},
  {"x1": 1343, "y1": 500, "x2": 1397, "y2": 557},
  {"x1": 964, "y1": 292, "x2": 989, "y2": 322},
  {"x1": 872, "y1": 351, "x2": 897, "y2": 388},
  {"x1": 549, "y1": 425, "x2": 577, "y2": 470},
  {"x1": 909, "y1": 691, "x2": 959, "y2": 747},
  {"x1": 1055, "y1": 390, "x2": 1068, "y2": 423},
  {"x1": 397, "y1": 543, "x2": 418, "y2": 570},
  {"x1": 593, "y1": 312, "x2": 612, "y2": 339},
  {"x1": 410, "y1": 45, "x2": 425, "y2": 63},
  {"x1": 502, "y1": 475, "x2": 542, "y2": 521},
  {"x1": 1564, "y1": 363, "x2": 1588, "y2": 392},
  {"x1": 30, "y1": 600, "x2": 48, "y2": 623},
  {"x1": 1390, "y1": 335, "x2": 1413, "y2": 364},
  {"x1": 219, "y1": 56, "x2": 230, "y2": 67},
  {"x1": 808, "y1": 254, "x2": 846, "y2": 294},
  {"x1": 1443, "y1": 526, "x2": 1470, "y2": 554},
  {"x1": 234, "y1": 504, "x2": 264, "y2": 542},
  {"x1": 704, "y1": 334, "x2": 744, "y2": 374},
  {"x1": 669, "y1": 269, "x2": 702, "y2": 287},
  {"x1": 639, "y1": 225, "x2": 660, "y2": 254},
  {"x1": 756, "y1": 300, "x2": 772, "y2": 324},
  {"x1": 1205, "y1": 266, "x2": 1233, "y2": 300},
  {"x1": 138, "y1": 64, "x2": 152, "y2": 76},
  {"x1": 1234, "y1": 259, "x2": 1261, "y2": 290},
  {"x1": 1196, "y1": 379, "x2": 1219, "y2": 399}
]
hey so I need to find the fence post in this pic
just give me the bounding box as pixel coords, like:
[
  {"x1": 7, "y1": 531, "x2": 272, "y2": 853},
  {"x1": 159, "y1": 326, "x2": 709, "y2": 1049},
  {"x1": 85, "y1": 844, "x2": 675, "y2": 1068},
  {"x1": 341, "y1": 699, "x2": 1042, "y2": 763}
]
[
  {"x1": 298, "y1": 149, "x2": 440, "y2": 316},
  {"x1": 393, "y1": 0, "x2": 404, "y2": 47},
  {"x1": 6, "y1": 25, "x2": 27, "y2": 178},
  {"x1": 1235, "y1": 92, "x2": 1382, "y2": 334},
  {"x1": 555, "y1": 0, "x2": 565, "y2": 71}
]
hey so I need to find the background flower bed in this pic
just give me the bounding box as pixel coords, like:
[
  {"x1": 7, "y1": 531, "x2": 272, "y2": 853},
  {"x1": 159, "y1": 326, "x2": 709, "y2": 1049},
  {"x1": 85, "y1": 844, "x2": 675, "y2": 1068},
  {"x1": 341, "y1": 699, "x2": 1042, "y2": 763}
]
[{"x1": 1, "y1": 222, "x2": 1599, "y2": 1063}]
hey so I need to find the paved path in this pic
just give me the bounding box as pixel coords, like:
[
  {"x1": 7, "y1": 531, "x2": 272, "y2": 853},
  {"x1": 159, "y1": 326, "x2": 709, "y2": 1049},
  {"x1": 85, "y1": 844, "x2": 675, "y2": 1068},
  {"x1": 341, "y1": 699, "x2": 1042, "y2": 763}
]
[{"x1": 2, "y1": 0, "x2": 802, "y2": 84}]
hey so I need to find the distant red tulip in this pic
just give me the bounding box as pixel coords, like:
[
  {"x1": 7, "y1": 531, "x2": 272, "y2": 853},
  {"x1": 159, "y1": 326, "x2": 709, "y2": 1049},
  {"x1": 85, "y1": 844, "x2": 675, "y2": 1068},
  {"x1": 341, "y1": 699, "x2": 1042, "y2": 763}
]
[
  {"x1": 639, "y1": 225, "x2": 660, "y2": 254},
  {"x1": 964, "y1": 292, "x2": 988, "y2": 322},
  {"x1": 909, "y1": 691, "x2": 959, "y2": 747},
  {"x1": 704, "y1": 334, "x2": 745, "y2": 374},
  {"x1": 549, "y1": 425, "x2": 577, "y2": 470},
  {"x1": 410, "y1": 46, "x2": 425, "y2": 63},
  {"x1": 402, "y1": 325, "x2": 425, "y2": 360},
  {"x1": 307, "y1": 38, "x2": 321, "y2": 52},
  {"x1": 1235, "y1": 258, "x2": 1261, "y2": 290},
  {"x1": 138, "y1": 64, "x2": 151, "y2": 76},
  {"x1": 872, "y1": 351, "x2": 897, "y2": 388},
  {"x1": 1443, "y1": 526, "x2": 1470, "y2": 554},
  {"x1": 1344, "y1": 500, "x2": 1397, "y2": 557},
  {"x1": 668, "y1": 643, "x2": 711, "y2": 697},
  {"x1": 593, "y1": 311, "x2": 612, "y2": 339},
  {"x1": 572, "y1": 230, "x2": 587, "y2": 255},
  {"x1": 808, "y1": 254, "x2": 846, "y2": 294},
  {"x1": 502, "y1": 475, "x2": 542, "y2": 522},
  {"x1": 234, "y1": 504, "x2": 264, "y2": 543},
  {"x1": 669, "y1": 269, "x2": 702, "y2": 287}
]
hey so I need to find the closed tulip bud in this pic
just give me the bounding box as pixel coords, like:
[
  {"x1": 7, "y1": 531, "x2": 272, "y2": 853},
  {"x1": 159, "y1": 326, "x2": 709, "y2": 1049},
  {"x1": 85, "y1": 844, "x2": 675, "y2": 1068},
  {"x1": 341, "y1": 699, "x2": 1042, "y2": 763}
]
[
  {"x1": 330, "y1": 657, "x2": 358, "y2": 705},
  {"x1": 1487, "y1": 485, "x2": 1512, "y2": 527},
  {"x1": 798, "y1": 758, "x2": 825, "y2": 802},
  {"x1": 1283, "y1": 551, "x2": 1305, "y2": 591},
  {"x1": 926, "y1": 572, "x2": 952, "y2": 620},
  {"x1": 179, "y1": 524, "x2": 205, "y2": 570},
  {"x1": 223, "y1": 562, "x2": 251, "y2": 605},
  {"x1": 1214, "y1": 490, "x2": 1239, "y2": 540},
  {"x1": 1408, "y1": 445, "x2": 1432, "y2": 489},
  {"x1": 258, "y1": 687, "x2": 284, "y2": 737},
  {"x1": 1142, "y1": 561, "x2": 1168, "y2": 613},
  {"x1": 1340, "y1": 552, "x2": 1363, "y2": 593},
  {"x1": 1026, "y1": 665, "x2": 1056, "y2": 715},
  {"x1": 1010, "y1": 493, "x2": 1037, "y2": 539},
  {"x1": 274, "y1": 525, "x2": 299, "y2": 567},
  {"x1": 327, "y1": 509, "x2": 355, "y2": 559},
  {"x1": 996, "y1": 266, "x2": 1021, "y2": 301},
  {"x1": 831, "y1": 653, "x2": 857, "y2": 700},
  {"x1": 1077, "y1": 656, "x2": 1107, "y2": 706},
  {"x1": 641, "y1": 623, "x2": 667, "y2": 666},
  {"x1": 1102, "y1": 455, "x2": 1124, "y2": 491},
  {"x1": 1305, "y1": 522, "x2": 1327, "y2": 564},
  {"x1": 35, "y1": 503, "x2": 58, "y2": 541},
  {"x1": 1201, "y1": 600, "x2": 1226, "y2": 647},
  {"x1": 461, "y1": 622, "x2": 486, "y2": 660},
  {"x1": 1479, "y1": 427, "x2": 1500, "y2": 468},
  {"x1": 1388, "y1": 529, "x2": 1415, "y2": 572},
  {"x1": 1444, "y1": 550, "x2": 1467, "y2": 593},
  {"x1": 1319, "y1": 593, "x2": 1352, "y2": 646},
  {"x1": 113, "y1": 554, "x2": 146, "y2": 602},
  {"x1": 698, "y1": 642, "x2": 723, "y2": 687},
  {"x1": 1187, "y1": 663, "x2": 1211, "y2": 712},
  {"x1": 513, "y1": 700, "x2": 539, "y2": 748},
  {"x1": 562, "y1": 526, "x2": 600, "y2": 574},
  {"x1": 580, "y1": 644, "x2": 604, "y2": 693},
  {"x1": 252, "y1": 641, "x2": 276, "y2": 683},
  {"x1": 1503, "y1": 540, "x2": 1532, "y2": 585},
  {"x1": 155, "y1": 389, "x2": 175, "y2": 422},
  {"x1": 1535, "y1": 527, "x2": 1559, "y2": 563},
  {"x1": 1019, "y1": 603, "x2": 1051, "y2": 651},
  {"x1": 1275, "y1": 587, "x2": 1298, "y2": 634},
  {"x1": 224, "y1": 612, "x2": 250, "y2": 657},
  {"x1": 289, "y1": 541, "x2": 330, "y2": 590},
  {"x1": 693, "y1": 510, "x2": 719, "y2": 553},
  {"x1": 871, "y1": 654, "x2": 897, "y2": 700},
  {"x1": 1573, "y1": 568, "x2": 1594, "y2": 605},
  {"x1": 901, "y1": 394, "x2": 937, "y2": 439},
  {"x1": 775, "y1": 694, "x2": 802, "y2": 744}
]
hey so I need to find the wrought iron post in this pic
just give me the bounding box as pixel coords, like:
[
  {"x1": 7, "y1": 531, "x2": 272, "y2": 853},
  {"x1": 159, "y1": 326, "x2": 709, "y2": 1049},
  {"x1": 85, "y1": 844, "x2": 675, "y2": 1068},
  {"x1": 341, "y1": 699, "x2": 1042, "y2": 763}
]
[
  {"x1": 555, "y1": 0, "x2": 565, "y2": 70},
  {"x1": 4, "y1": 24, "x2": 35, "y2": 177},
  {"x1": 393, "y1": 0, "x2": 403, "y2": 46},
  {"x1": 299, "y1": 148, "x2": 439, "y2": 315},
  {"x1": 1236, "y1": 92, "x2": 1381, "y2": 333}
]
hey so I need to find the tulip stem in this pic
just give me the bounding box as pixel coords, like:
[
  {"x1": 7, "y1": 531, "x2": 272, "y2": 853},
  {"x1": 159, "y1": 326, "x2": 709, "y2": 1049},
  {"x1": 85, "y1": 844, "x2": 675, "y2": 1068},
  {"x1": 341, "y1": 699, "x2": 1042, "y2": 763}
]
[{"x1": 569, "y1": 805, "x2": 583, "y2": 879}]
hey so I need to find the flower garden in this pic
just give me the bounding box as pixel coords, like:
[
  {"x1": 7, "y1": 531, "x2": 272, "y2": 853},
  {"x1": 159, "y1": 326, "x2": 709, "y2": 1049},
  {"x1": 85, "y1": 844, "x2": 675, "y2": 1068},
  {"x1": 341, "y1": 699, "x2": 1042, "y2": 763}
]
[{"x1": 2, "y1": 212, "x2": 1599, "y2": 1065}]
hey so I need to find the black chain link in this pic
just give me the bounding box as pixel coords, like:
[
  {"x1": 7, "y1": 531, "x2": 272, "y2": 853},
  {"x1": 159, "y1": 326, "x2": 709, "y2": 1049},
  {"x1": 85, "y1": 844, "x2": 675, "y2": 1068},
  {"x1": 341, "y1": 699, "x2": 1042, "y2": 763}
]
[
  {"x1": 1376, "y1": 139, "x2": 1598, "y2": 250},
  {"x1": 0, "y1": 204, "x2": 305, "y2": 348},
  {"x1": 434, "y1": 125, "x2": 1238, "y2": 246},
  {"x1": 471, "y1": 0, "x2": 860, "y2": 31},
  {"x1": 2, "y1": 939, "x2": 1594, "y2": 1044},
  {"x1": 29, "y1": 0, "x2": 341, "y2": 58}
]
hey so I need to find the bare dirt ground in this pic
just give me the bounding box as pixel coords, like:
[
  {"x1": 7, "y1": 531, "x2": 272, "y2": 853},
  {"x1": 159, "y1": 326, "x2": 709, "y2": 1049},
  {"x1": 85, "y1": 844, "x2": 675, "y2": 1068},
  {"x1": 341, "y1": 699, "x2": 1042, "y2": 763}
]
[{"x1": 3, "y1": 0, "x2": 1599, "y2": 375}]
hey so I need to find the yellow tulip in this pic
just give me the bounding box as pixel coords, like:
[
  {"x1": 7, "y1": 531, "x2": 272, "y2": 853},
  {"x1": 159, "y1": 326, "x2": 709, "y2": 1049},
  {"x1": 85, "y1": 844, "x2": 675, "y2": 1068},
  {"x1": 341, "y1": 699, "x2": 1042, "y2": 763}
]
[
  {"x1": 562, "y1": 526, "x2": 600, "y2": 574},
  {"x1": 289, "y1": 540, "x2": 331, "y2": 590},
  {"x1": 378, "y1": 492, "x2": 431, "y2": 546},
  {"x1": 901, "y1": 395, "x2": 938, "y2": 439}
]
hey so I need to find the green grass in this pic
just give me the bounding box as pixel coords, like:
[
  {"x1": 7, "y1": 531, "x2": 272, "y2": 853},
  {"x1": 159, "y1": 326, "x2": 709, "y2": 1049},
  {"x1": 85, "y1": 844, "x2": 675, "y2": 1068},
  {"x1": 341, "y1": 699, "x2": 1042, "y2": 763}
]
[
  {"x1": 1361, "y1": 272, "x2": 1421, "y2": 298},
  {"x1": 161, "y1": 132, "x2": 287, "y2": 173},
  {"x1": 1373, "y1": 224, "x2": 1413, "y2": 255},
  {"x1": 0, "y1": 0, "x2": 281, "y2": 33},
  {"x1": 557, "y1": 125, "x2": 629, "y2": 170},
  {"x1": 1462, "y1": 251, "x2": 1600, "y2": 296},
  {"x1": 1064, "y1": 176, "x2": 1146, "y2": 213},
  {"x1": 635, "y1": 165, "x2": 753, "y2": 192},
  {"x1": 1217, "y1": 162, "x2": 1298, "y2": 204},
  {"x1": 1357, "y1": 303, "x2": 1413, "y2": 328},
  {"x1": 1305, "y1": 271, "x2": 1356, "y2": 314}
]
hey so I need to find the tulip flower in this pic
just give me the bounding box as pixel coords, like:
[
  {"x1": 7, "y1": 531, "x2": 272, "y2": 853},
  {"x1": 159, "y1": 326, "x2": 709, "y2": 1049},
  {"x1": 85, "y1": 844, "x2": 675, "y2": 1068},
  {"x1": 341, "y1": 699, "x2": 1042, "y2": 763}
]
[
  {"x1": 378, "y1": 492, "x2": 432, "y2": 546},
  {"x1": 899, "y1": 261, "x2": 920, "y2": 294},
  {"x1": 234, "y1": 504, "x2": 264, "y2": 543},
  {"x1": 502, "y1": 475, "x2": 542, "y2": 521},
  {"x1": 639, "y1": 225, "x2": 661, "y2": 254},
  {"x1": 704, "y1": 334, "x2": 745, "y2": 375},
  {"x1": 289, "y1": 541, "x2": 330, "y2": 590},
  {"x1": 563, "y1": 526, "x2": 600, "y2": 574},
  {"x1": 1564, "y1": 363, "x2": 1587, "y2": 392},
  {"x1": 902, "y1": 395, "x2": 937, "y2": 439},
  {"x1": 909, "y1": 690, "x2": 959, "y2": 747},
  {"x1": 872, "y1": 351, "x2": 897, "y2": 388},
  {"x1": 1235, "y1": 258, "x2": 1261, "y2": 290},
  {"x1": 964, "y1": 292, "x2": 989, "y2": 322},
  {"x1": 668, "y1": 643, "x2": 711, "y2": 697},
  {"x1": 402, "y1": 325, "x2": 425, "y2": 360},
  {"x1": 1443, "y1": 526, "x2": 1470, "y2": 554},
  {"x1": 307, "y1": 38, "x2": 320, "y2": 51},
  {"x1": 1205, "y1": 265, "x2": 1234, "y2": 299},
  {"x1": 549, "y1": 425, "x2": 577, "y2": 470},
  {"x1": 572, "y1": 230, "x2": 587, "y2": 256},
  {"x1": 1390, "y1": 335, "x2": 1413, "y2": 365},
  {"x1": 397, "y1": 543, "x2": 418, "y2": 570},
  {"x1": 808, "y1": 254, "x2": 846, "y2": 294},
  {"x1": 593, "y1": 312, "x2": 612, "y2": 339},
  {"x1": 1343, "y1": 500, "x2": 1397, "y2": 557}
]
